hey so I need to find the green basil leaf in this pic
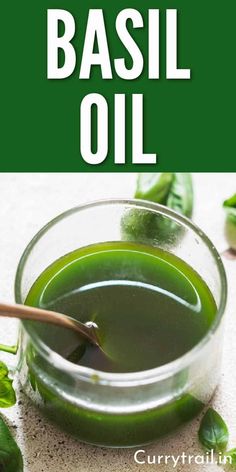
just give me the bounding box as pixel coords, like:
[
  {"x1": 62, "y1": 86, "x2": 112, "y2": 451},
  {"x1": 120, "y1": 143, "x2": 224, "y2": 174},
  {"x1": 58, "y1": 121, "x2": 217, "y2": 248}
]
[
  {"x1": 153, "y1": 173, "x2": 193, "y2": 237},
  {"x1": 0, "y1": 362, "x2": 16, "y2": 408},
  {"x1": 223, "y1": 193, "x2": 236, "y2": 209},
  {"x1": 135, "y1": 173, "x2": 193, "y2": 218},
  {"x1": 224, "y1": 448, "x2": 236, "y2": 467},
  {"x1": 198, "y1": 408, "x2": 229, "y2": 452},
  {"x1": 135, "y1": 173, "x2": 174, "y2": 203},
  {"x1": 0, "y1": 380, "x2": 16, "y2": 408},
  {"x1": 225, "y1": 214, "x2": 236, "y2": 251},
  {"x1": 0, "y1": 362, "x2": 8, "y2": 380},
  {"x1": 121, "y1": 207, "x2": 156, "y2": 242},
  {"x1": 223, "y1": 193, "x2": 236, "y2": 250},
  {"x1": 0, "y1": 417, "x2": 23, "y2": 472},
  {"x1": 166, "y1": 173, "x2": 193, "y2": 218},
  {"x1": 122, "y1": 173, "x2": 193, "y2": 245}
]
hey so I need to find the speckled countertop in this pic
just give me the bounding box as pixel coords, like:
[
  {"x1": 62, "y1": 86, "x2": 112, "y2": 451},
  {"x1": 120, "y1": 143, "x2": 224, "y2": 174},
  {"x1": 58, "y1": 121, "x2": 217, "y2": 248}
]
[{"x1": 0, "y1": 173, "x2": 235, "y2": 472}]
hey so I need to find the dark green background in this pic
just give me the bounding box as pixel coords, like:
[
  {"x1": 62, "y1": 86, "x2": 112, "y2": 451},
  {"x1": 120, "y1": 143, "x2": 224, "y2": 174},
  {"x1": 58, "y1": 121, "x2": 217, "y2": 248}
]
[{"x1": 1, "y1": 1, "x2": 235, "y2": 171}]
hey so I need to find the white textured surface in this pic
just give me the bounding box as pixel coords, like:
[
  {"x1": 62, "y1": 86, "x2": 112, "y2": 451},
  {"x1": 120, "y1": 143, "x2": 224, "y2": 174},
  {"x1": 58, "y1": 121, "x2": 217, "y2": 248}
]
[{"x1": 0, "y1": 173, "x2": 235, "y2": 472}]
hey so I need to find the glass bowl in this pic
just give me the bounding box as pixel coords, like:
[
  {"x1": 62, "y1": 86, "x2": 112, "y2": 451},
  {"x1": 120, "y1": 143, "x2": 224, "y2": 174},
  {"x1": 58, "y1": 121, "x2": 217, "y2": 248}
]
[{"x1": 15, "y1": 199, "x2": 227, "y2": 447}]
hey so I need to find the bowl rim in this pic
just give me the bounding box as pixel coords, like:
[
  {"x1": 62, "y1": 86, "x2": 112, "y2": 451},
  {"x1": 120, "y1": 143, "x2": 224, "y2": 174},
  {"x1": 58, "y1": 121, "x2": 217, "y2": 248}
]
[{"x1": 15, "y1": 198, "x2": 227, "y2": 387}]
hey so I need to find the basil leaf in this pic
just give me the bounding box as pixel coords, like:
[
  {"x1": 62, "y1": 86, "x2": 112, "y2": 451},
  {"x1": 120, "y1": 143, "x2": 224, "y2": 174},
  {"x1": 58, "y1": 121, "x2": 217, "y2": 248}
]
[
  {"x1": 153, "y1": 173, "x2": 193, "y2": 237},
  {"x1": 121, "y1": 207, "x2": 155, "y2": 242},
  {"x1": 223, "y1": 193, "x2": 236, "y2": 251},
  {"x1": 121, "y1": 173, "x2": 193, "y2": 244},
  {"x1": 0, "y1": 362, "x2": 16, "y2": 408},
  {"x1": 0, "y1": 417, "x2": 23, "y2": 472},
  {"x1": 135, "y1": 173, "x2": 193, "y2": 218},
  {"x1": 198, "y1": 408, "x2": 229, "y2": 452},
  {"x1": 166, "y1": 173, "x2": 193, "y2": 218},
  {"x1": 223, "y1": 193, "x2": 236, "y2": 209},
  {"x1": 224, "y1": 448, "x2": 236, "y2": 467},
  {"x1": 135, "y1": 173, "x2": 174, "y2": 203},
  {"x1": 225, "y1": 214, "x2": 236, "y2": 251},
  {"x1": 0, "y1": 362, "x2": 8, "y2": 380}
]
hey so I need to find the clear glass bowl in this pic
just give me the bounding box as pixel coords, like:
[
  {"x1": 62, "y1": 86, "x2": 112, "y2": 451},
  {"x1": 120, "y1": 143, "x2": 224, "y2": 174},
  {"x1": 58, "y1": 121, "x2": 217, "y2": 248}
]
[{"x1": 15, "y1": 199, "x2": 227, "y2": 447}]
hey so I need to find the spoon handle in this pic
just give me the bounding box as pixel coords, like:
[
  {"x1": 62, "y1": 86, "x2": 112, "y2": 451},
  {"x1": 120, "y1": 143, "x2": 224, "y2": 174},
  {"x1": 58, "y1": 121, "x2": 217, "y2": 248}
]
[{"x1": 0, "y1": 302, "x2": 98, "y2": 346}]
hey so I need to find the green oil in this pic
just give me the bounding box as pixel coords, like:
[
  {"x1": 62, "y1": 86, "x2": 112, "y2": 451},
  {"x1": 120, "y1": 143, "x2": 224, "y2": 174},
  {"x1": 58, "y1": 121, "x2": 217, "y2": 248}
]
[
  {"x1": 23, "y1": 241, "x2": 217, "y2": 446},
  {"x1": 25, "y1": 241, "x2": 216, "y2": 373}
]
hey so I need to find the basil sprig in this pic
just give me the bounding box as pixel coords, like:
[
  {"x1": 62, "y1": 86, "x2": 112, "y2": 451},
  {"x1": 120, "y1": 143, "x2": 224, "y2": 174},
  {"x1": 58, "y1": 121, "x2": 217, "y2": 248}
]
[
  {"x1": 223, "y1": 193, "x2": 236, "y2": 250},
  {"x1": 198, "y1": 408, "x2": 229, "y2": 453},
  {"x1": 0, "y1": 417, "x2": 23, "y2": 472}
]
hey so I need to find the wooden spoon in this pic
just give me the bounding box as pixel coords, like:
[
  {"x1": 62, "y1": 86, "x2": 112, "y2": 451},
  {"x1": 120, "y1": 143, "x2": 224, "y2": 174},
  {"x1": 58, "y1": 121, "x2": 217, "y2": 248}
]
[{"x1": 0, "y1": 302, "x2": 99, "y2": 346}]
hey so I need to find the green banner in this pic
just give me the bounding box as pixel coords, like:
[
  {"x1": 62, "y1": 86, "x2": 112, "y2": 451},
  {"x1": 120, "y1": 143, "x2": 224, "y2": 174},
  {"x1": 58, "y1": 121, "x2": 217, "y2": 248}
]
[{"x1": 1, "y1": 1, "x2": 235, "y2": 171}]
